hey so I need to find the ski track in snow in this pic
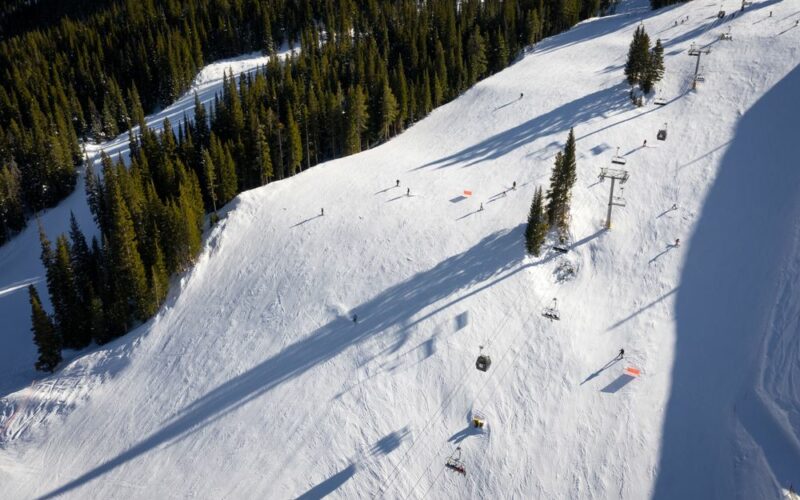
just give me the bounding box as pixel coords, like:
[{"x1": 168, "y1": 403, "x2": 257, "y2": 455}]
[{"x1": 2, "y1": 0, "x2": 800, "y2": 498}]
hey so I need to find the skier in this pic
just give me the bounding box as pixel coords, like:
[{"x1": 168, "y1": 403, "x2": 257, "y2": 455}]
[
  {"x1": 512, "y1": 181, "x2": 517, "y2": 190},
  {"x1": 520, "y1": 92, "x2": 524, "y2": 99},
  {"x1": 617, "y1": 348, "x2": 625, "y2": 360},
  {"x1": 643, "y1": 139, "x2": 647, "y2": 147},
  {"x1": 353, "y1": 314, "x2": 358, "y2": 323},
  {"x1": 671, "y1": 203, "x2": 678, "y2": 211},
  {"x1": 407, "y1": 187, "x2": 411, "y2": 196},
  {"x1": 321, "y1": 207, "x2": 324, "y2": 216},
  {"x1": 396, "y1": 179, "x2": 400, "y2": 187},
  {"x1": 674, "y1": 238, "x2": 681, "y2": 247},
  {"x1": 479, "y1": 203, "x2": 484, "y2": 211}
]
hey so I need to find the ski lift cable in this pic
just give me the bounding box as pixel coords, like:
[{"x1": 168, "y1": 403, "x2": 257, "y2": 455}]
[
  {"x1": 383, "y1": 305, "x2": 517, "y2": 487},
  {"x1": 410, "y1": 303, "x2": 543, "y2": 499},
  {"x1": 382, "y1": 288, "x2": 541, "y2": 497},
  {"x1": 380, "y1": 308, "x2": 514, "y2": 495},
  {"x1": 402, "y1": 294, "x2": 547, "y2": 498}
]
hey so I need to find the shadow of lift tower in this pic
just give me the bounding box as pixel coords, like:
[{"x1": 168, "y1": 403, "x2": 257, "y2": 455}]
[{"x1": 598, "y1": 167, "x2": 629, "y2": 229}]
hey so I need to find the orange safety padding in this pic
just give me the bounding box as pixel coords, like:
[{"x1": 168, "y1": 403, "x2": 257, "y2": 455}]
[
  {"x1": 625, "y1": 367, "x2": 641, "y2": 376},
  {"x1": 464, "y1": 190, "x2": 473, "y2": 196}
]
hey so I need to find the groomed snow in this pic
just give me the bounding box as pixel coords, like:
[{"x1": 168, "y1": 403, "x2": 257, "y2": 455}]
[{"x1": 1, "y1": 1, "x2": 799, "y2": 498}]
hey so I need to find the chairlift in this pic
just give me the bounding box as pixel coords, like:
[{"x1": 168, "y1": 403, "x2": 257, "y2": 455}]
[
  {"x1": 542, "y1": 298, "x2": 560, "y2": 321},
  {"x1": 472, "y1": 409, "x2": 487, "y2": 429},
  {"x1": 653, "y1": 90, "x2": 667, "y2": 106},
  {"x1": 475, "y1": 346, "x2": 491, "y2": 372},
  {"x1": 611, "y1": 147, "x2": 627, "y2": 165},
  {"x1": 720, "y1": 27, "x2": 733, "y2": 40},
  {"x1": 445, "y1": 447, "x2": 466, "y2": 475},
  {"x1": 613, "y1": 187, "x2": 627, "y2": 207},
  {"x1": 657, "y1": 123, "x2": 668, "y2": 141},
  {"x1": 717, "y1": 10, "x2": 725, "y2": 18}
]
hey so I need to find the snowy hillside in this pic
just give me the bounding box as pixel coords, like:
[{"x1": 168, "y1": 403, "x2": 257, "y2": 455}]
[{"x1": 2, "y1": 0, "x2": 799, "y2": 498}]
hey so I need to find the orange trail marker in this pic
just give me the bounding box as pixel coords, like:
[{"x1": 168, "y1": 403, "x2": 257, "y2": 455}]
[
  {"x1": 463, "y1": 190, "x2": 473, "y2": 196},
  {"x1": 625, "y1": 367, "x2": 641, "y2": 377}
]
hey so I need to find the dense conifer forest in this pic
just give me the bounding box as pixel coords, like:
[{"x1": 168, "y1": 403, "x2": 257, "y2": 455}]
[{"x1": 9, "y1": 0, "x2": 622, "y2": 369}]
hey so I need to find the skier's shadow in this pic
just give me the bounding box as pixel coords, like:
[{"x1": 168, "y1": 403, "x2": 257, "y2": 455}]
[
  {"x1": 291, "y1": 214, "x2": 322, "y2": 227},
  {"x1": 649, "y1": 244, "x2": 678, "y2": 264},
  {"x1": 580, "y1": 357, "x2": 621, "y2": 385}
]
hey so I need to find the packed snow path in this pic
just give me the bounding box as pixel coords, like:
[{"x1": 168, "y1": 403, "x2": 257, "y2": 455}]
[{"x1": 1, "y1": 1, "x2": 799, "y2": 498}]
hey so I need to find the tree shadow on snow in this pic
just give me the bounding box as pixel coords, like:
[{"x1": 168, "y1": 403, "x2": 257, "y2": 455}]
[
  {"x1": 414, "y1": 83, "x2": 632, "y2": 170},
  {"x1": 654, "y1": 66, "x2": 800, "y2": 499},
  {"x1": 39, "y1": 225, "x2": 531, "y2": 499}
]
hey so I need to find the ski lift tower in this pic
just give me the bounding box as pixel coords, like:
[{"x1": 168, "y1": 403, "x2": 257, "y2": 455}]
[
  {"x1": 598, "y1": 167, "x2": 629, "y2": 229},
  {"x1": 688, "y1": 43, "x2": 711, "y2": 90}
]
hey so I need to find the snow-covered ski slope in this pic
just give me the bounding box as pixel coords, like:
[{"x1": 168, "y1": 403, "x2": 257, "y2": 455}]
[
  {"x1": 0, "y1": 46, "x2": 296, "y2": 397},
  {"x1": 2, "y1": 0, "x2": 799, "y2": 498}
]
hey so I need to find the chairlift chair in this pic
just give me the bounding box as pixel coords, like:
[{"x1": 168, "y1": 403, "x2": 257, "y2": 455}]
[
  {"x1": 445, "y1": 447, "x2": 467, "y2": 475},
  {"x1": 611, "y1": 147, "x2": 627, "y2": 165},
  {"x1": 476, "y1": 346, "x2": 491, "y2": 372},
  {"x1": 657, "y1": 123, "x2": 668, "y2": 141},
  {"x1": 653, "y1": 90, "x2": 667, "y2": 106},
  {"x1": 542, "y1": 298, "x2": 560, "y2": 321},
  {"x1": 613, "y1": 187, "x2": 627, "y2": 207}
]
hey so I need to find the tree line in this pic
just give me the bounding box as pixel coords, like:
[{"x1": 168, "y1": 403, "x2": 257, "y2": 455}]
[{"x1": 23, "y1": 0, "x2": 616, "y2": 371}]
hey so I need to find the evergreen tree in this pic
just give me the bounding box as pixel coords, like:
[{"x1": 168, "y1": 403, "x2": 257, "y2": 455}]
[
  {"x1": 52, "y1": 234, "x2": 90, "y2": 349},
  {"x1": 29, "y1": 284, "x2": 61, "y2": 372},
  {"x1": 624, "y1": 26, "x2": 651, "y2": 88},
  {"x1": 378, "y1": 79, "x2": 399, "y2": 141},
  {"x1": 285, "y1": 108, "x2": 303, "y2": 175},
  {"x1": 202, "y1": 149, "x2": 217, "y2": 213},
  {"x1": 107, "y1": 186, "x2": 150, "y2": 323},
  {"x1": 466, "y1": 27, "x2": 488, "y2": 85},
  {"x1": 345, "y1": 85, "x2": 369, "y2": 155},
  {"x1": 643, "y1": 38, "x2": 666, "y2": 94},
  {"x1": 525, "y1": 186, "x2": 548, "y2": 256},
  {"x1": 254, "y1": 124, "x2": 273, "y2": 185},
  {"x1": 546, "y1": 128, "x2": 578, "y2": 240}
]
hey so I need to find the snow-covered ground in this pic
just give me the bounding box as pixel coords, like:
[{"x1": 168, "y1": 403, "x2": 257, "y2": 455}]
[{"x1": 1, "y1": 0, "x2": 799, "y2": 498}]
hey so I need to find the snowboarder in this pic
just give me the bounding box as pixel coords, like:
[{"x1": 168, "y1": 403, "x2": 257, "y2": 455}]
[
  {"x1": 617, "y1": 348, "x2": 625, "y2": 360},
  {"x1": 353, "y1": 314, "x2": 358, "y2": 323},
  {"x1": 674, "y1": 238, "x2": 681, "y2": 247},
  {"x1": 396, "y1": 179, "x2": 400, "y2": 187},
  {"x1": 512, "y1": 181, "x2": 517, "y2": 190},
  {"x1": 321, "y1": 208, "x2": 324, "y2": 216},
  {"x1": 671, "y1": 203, "x2": 678, "y2": 211},
  {"x1": 407, "y1": 187, "x2": 410, "y2": 196},
  {"x1": 643, "y1": 139, "x2": 647, "y2": 147},
  {"x1": 520, "y1": 92, "x2": 524, "y2": 99},
  {"x1": 479, "y1": 203, "x2": 484, "y2": 211}
]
